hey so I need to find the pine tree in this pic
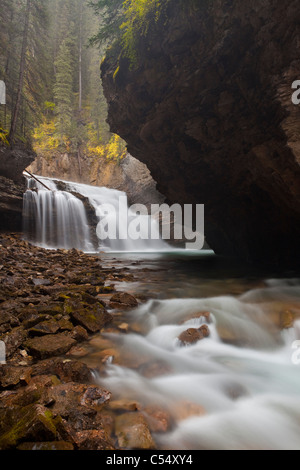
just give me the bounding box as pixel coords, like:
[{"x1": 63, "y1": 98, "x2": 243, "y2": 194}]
[
  {"x1": 88, "y1": 0, "x2": 124, "y2": 46},
  {"x1": 53, "y1": 37, "x2": 74, "y2": 143},
  {"x1": 9, "y1": 0, "x2": 32, "y2": 145}
]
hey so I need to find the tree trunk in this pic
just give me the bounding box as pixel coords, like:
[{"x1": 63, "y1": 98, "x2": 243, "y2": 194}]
[
  {"x1": 9, "y1": 0, "x2": 31, "y2": 145},
  {"x1": 78, "y1": 0, "x2": 83, "y2": 114}
]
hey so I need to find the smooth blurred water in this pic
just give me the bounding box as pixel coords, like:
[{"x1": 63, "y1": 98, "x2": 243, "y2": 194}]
[
  {"x1": 94, "y1": 251, "x2": 300, "y2": 450},
  {"x1": 23, "y1": 176, "x2": 169, "y2": 252}
]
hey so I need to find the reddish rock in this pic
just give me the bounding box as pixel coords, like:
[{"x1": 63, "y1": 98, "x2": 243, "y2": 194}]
[
  {"x1": 139, "y1": 360, "x2": 173, "y2": 378},
  {"x1": 199, "y1": 325, "x2": 210, "y2": 338},
  {"x1": 46, "y1": 383, "x2": 111, "y2": 418},
  {"x1": 73, "y1": 430, "x2": 115, "y2": 450},
  {"x1": 109, "y1": 399, "x2": 140, "y2": 412},
  {"x1": 173, "y1": 401, "x2": 206, "y2": 421},
  {"x1": 178, "y1": 325, "x2": 210, "y2": 345},
  {"x1": 31, "y1": 359, "x2": 92, "y2": 384},
  {"x1": 70, "y1": 325, "x2": 89, "y2": 342},
  {"x1": 178, "y1": 328, "x2": 203, "y2": 345},
  {"x1": 25, "y1": 333, "x2": 76, "y2": 359},
  {"x1": 1, "y1": 327, "x2": 27, "y2": 358},
  {"x1": 280, "y1": 310, "x2": 295, "y2": 329},
  {"x1": 0, "y1": 365, "x2": 32, "y2": 389},
  {"x1": 109, "y1": 292, "x2": 138, "y2": 310},
  {"x1": 143, "y1": 406, "x2": 172, "y2": 433},
  {"x1": 115, "y1": 412, "x2": 156, "y2": 450}
]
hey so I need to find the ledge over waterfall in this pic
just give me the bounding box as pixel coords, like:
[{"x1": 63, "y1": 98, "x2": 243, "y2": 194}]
[{"x1": 101, "y1": 0, "x2": 300, "y2": 267}]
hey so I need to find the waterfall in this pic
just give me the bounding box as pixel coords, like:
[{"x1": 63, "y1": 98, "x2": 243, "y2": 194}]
[
  {"x1": 23, "y1": 175, "x2": 170, "y2": 253},
  {"x1": 23, "y1": 177, "x2": 95, "y2": 252}
]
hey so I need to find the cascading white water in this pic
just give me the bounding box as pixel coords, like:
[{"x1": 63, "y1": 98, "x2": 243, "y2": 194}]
[
  {"x1": 23, "y1": 175, "x2": 170, "y2": 252},
  {"x1": 23, "y1": 177, "x2": 94, "y2": 251},
  {"x1": 94, "y1": 276, "x2": 300, "y2": 450}
]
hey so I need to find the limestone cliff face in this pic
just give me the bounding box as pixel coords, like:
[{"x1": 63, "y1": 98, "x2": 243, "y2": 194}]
[
  {"x1": 101, "y1": 0, "x2": 300, "y2": 266},
  {"x1": 29, "y1": 152, "x2": 165, "y2": 208},
  {"x1": 0, "y1": 145, "x2": 35, "y2": 231}
]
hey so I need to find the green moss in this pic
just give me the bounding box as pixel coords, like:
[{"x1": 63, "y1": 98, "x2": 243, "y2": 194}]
[
  {"x1": 58, "y1": 294, "x2": 71, "y2": 301},
  {"x1": 0, "y1": 406, "x2": 58, "y2": 450}
]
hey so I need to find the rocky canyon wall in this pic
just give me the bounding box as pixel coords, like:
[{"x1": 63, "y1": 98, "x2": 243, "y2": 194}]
[
  {"x1": 28, "y1": 152, "x2": 165, "y2": 208},
  {"x1": 0, "y1": 145, "x2": 35, "y2": 231},
  {"x1": 101, "y1": 0, "x2": 300, "y2": 267}
]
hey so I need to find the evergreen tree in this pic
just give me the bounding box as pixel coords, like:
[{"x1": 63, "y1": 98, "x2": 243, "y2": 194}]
[
  {"x1": 53, "y1": 38, "x2": 74, "y2": 143},
  {"x1": 88, "y1": 0, "x2": 124, "y2": 46}
]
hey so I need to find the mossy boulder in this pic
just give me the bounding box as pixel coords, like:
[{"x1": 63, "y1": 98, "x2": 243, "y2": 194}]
[
  {"x1": 0, "y1": 404, "x2": 60, "y2": 450},
  {"x1": 65, "y1": 299, "x2": 112, "y2": 333}
]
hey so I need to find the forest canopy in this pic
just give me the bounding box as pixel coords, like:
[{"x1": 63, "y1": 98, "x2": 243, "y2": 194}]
[
  {"x1": 0, "y1": 0, "x2": 173, "y2": 159},
  {"x1": 0, "y1": 0, "x2": 127, "y2": 162}
]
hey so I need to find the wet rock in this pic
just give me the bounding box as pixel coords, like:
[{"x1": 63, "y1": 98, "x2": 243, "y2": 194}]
[
  {"x1": 1, "y1": 327, "x2": 28, "y2": 358},
  {"x1": 21, "y1": 313, "x2": 48, "y2": 329},
  {"x1": 0, "y1": 404, "x2": 59, "y2": 450},
  {"x1": 25, "y1": 333, "x2": 76, "y2": 359},
  {"x1": 58, "y1": 318, "x2": 74, "y2": 332},
  {"x1": 142, "y1": 406, "x2": 172, "y2": 433},
  {"x1": 0, "y1": 365, "x2": 32, "y2": 389},
  {"x1": 0, "y1": 311, "x2": 12, "y2": 326},
  {"x1": 109, "y1": 292, "x2": 138, "y2": 310},
  {"x1": 0, "y1": 375, "x2": 60, "y2": 409},
  {"x1": 73, "y1": 430, "x2": 115, "y2": 450},
  {"x1": 199, "y1": 325, "x2": 210, "y2": 338},
  {"x1": 173, "y1": 401, "x2": 206, "y2": 421},
  {"x1": 115, "y1": 412, "x2": 156, "y2": 450},
  {"x1": 139, "y1": 361, "x2": 173, "y2": 378},
  {"x1": 29, "y1": 320, "x2": 61, "y2": 336},
  {"x1": 109, "y1": 399, "x2": 140, "y2": 412},
  {"x1": 280, "y1": 310, "x2": 295, "y2": 329},
  {"x1": 100, "y1": 412, "x2": 115, "y2": 439},
  {"x1": 118, "y1": 322, "x2": 129, "y2": 333},
  {"x1": 67, "y1": 345, "x2": 90, "y2": 358},
  {"x1": 66, "y1": 300, "x2": 112, "y2": 333},
  {"x1": 17, "y1": 441, "x2": 74, "y2": 451},
  {"x1": 178, "y1": 325, "x2": 210, "y2": 346},
  {"x1": 70, "y1": 326, "x2": 89, "y2": 342},
  {"x1": 46, "y1": 383, "x2": 111, "y2": 419},
  {"x1": 31, "y1": 359, "x2": 92, "y2": 384}
]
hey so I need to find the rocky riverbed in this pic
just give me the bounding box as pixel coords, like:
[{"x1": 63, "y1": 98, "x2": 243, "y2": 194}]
[{"x1": 0, "y1": 234, "x2": 158, "y2": 450}]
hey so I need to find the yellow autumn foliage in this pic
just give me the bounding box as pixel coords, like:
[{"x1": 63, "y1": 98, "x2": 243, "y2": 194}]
[{"x1": 88, "y1": 133, "x2": 126, "y2": 162}]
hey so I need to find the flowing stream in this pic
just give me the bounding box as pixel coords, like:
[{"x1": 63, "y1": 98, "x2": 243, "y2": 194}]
[
  {"x1": 22, "y1": 176, "x2": 300, "y2": 450},
  {"x1": 92, "y1": 252, "x2": 300, "y2": 451}
]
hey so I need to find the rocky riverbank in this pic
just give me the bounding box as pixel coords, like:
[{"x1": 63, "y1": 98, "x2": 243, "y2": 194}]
[{"x1": 0, "y1": 234, "x2": 157, "y2": 450}]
